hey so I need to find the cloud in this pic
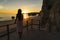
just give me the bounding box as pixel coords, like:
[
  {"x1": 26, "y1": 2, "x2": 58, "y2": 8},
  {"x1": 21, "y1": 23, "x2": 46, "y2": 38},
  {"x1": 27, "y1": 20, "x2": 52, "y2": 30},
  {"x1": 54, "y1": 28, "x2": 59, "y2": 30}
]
[
  {"x1": 0, "y1": 0, "x2": 7, "y2": 5},
  {"x1": 0, "y1": 0, "x2": 7, "y2": 9},
  {"x1": 0, "y1": 5, "x2": 4, "y2": 9}
]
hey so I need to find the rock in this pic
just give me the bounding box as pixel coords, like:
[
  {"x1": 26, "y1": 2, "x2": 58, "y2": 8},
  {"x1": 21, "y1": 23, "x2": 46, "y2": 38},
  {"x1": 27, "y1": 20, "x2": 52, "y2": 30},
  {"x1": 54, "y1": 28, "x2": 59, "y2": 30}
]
[
  {"x1": 49, "y1": 0, "x2": 60, "y2": 26},
  {"x1": 40, "y1": 0, "x2": 60, "y2": 30}
]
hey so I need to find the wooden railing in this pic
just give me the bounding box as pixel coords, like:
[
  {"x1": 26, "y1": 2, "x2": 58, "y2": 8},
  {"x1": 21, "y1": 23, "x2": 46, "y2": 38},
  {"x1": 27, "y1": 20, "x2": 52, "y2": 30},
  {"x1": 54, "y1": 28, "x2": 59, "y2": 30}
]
[
  {"x1": 0, "y1": 19, "x2": 59, "y2": 40},
  {"x1": 0, "y1": 19, "x2": 41, "y2": 40},
  {"x1": 26, "y1": 19, "x2": 41, "y2": 31},
  {"x1": 0, "y1": 23, "x2": 16, "y2": 40}
]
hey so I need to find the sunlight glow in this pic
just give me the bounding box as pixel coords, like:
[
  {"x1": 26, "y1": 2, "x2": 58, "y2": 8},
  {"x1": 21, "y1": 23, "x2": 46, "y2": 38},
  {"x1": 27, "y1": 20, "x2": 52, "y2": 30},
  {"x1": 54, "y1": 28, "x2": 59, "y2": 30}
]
[
  {"x1": 22, "y1": 10, "x2": 29, "y2": 13},
  {"x1": 23, "y1": 14, "x2": 29, "y2": 19}
]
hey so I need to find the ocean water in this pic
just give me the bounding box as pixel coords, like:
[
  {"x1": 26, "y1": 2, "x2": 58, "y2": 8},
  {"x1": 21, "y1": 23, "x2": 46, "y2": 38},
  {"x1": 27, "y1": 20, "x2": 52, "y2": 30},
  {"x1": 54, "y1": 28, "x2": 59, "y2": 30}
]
[
  {"x1": 0, "y1": 13, "x2": 38, "y2": 21},
  {"x1": 0, "y1": 14, "x2": 16, "y2": 21}
]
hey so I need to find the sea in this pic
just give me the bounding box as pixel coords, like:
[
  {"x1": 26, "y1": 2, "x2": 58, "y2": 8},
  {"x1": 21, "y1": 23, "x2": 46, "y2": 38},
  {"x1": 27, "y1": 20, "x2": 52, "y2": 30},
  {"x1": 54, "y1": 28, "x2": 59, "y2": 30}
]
[
  {"x1": 0, "y1": 14, "x2": 16, "y2": 21},
  {"x1": 0, "y1": 13, "x2": 38, "y2": 21}
]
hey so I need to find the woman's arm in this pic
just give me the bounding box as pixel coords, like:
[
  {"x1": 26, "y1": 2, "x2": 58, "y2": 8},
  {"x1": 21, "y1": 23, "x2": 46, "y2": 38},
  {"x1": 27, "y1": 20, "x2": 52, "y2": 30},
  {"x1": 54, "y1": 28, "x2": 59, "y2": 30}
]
[{"x1": 14, "y1": 15, "x2": 17, "y2": 24}]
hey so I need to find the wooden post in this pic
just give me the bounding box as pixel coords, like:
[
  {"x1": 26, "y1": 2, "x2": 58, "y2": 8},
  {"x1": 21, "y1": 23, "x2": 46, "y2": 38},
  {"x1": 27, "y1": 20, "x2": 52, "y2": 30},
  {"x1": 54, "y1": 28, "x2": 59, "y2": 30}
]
[
  {"x1": 31, "y1": 19, "x2": 33, "y2": 30},
  {"x1": 27, "y1": 21, "x2": 28, "y2": 31},
  {"x1": 7, "y1": 25, "x2": 9, "y2": 40},
  {"x1": 48, "y1": 22, "x2": 51, "y2": 32},
  {"x1": 56, "y1": 27, "x2": 59, "y2": 32},
  {"x1": 48, "y1": 18, "x2": 51, "y2": 32},
  {"x1": 39, "y1": 20, "x2": 40, "y2": 31},
  {"x1": 49, "y1": 26, "x2": 51, "y2": 32}
]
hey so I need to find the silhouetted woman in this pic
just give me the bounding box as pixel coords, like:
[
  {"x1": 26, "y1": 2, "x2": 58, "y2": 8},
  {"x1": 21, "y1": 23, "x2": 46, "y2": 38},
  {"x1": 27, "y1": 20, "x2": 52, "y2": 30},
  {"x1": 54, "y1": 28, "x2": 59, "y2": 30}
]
[{"x1": 15, "y1": 9, "x2": 23, "y2": 39}]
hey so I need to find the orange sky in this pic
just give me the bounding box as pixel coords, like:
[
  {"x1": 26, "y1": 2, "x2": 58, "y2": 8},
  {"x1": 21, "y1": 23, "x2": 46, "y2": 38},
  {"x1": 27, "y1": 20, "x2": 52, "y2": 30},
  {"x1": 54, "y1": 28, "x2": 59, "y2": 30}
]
[
  {"x1": 0, "y1": 0, "x2": 42, "y2": 14},
  {"x1": 0, "y1": 7, "x2": 41, "y2": 14}
]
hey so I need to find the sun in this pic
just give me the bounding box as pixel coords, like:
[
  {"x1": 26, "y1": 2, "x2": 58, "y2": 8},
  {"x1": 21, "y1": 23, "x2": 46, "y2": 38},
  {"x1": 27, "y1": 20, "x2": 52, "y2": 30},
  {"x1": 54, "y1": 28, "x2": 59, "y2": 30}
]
[{"x1": 22, "y1": 10, "x2": 29, "y2": 13}]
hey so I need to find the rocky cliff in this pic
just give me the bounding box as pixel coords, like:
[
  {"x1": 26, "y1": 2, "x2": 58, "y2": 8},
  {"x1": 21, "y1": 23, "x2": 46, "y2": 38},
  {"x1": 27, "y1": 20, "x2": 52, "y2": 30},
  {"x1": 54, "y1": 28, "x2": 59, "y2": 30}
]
[
  {"x1": 49, "y1": 0, "x2": 60, "y2": 26},
  {"x1": 40, "y1": 0, "x2": 60, "y2": 30}
]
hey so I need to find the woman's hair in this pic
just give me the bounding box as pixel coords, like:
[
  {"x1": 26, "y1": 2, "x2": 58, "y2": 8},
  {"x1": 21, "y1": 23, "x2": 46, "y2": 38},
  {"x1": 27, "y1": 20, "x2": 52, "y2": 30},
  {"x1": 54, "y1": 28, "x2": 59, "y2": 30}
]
[
  {"x1": 17, "y1": 9, "x2": 23, "y2": 20},
  {"x1": 18, "y1": 9, "x2": 22, "y2": 14}
]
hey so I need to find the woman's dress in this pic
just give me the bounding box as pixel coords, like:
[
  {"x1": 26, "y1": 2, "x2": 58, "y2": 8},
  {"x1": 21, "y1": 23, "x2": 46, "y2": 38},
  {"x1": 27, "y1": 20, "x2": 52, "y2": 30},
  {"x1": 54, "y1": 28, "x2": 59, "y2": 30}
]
[{"x1": 17, "y1": 20, "x2": 23, "y2": 32}]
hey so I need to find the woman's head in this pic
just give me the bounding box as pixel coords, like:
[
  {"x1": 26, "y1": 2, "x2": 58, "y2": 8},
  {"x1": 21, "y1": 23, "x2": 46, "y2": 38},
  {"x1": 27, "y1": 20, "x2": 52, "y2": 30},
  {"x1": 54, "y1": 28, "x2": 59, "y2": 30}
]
[
  {"x1": 17, "y1": 9, "x2": 23, "y2": 20},
  {"x1": 18, "y1": 9, "x2": 22, "y2": 14}
]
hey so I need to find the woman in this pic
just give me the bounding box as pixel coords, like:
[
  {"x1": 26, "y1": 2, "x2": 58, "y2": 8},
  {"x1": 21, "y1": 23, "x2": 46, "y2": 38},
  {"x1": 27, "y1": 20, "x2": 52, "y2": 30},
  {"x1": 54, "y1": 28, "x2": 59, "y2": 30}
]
[{"x1": 15, "y1": 9, "x2": 23, "y2": 39}]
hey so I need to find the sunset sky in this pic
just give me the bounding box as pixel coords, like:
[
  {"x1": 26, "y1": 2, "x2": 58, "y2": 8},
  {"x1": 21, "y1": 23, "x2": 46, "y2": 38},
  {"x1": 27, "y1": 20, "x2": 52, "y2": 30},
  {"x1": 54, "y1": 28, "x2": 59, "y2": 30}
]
[{"x1": 0, "y1": 0, "x2": 43, "y2": 14}]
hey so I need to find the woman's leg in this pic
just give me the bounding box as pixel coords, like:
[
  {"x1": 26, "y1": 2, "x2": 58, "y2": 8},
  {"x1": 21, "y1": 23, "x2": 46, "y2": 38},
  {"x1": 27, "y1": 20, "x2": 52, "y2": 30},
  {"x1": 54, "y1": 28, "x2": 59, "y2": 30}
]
[{"x1": 18, "y1": 32, "x2": 22, "y2": 39}]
